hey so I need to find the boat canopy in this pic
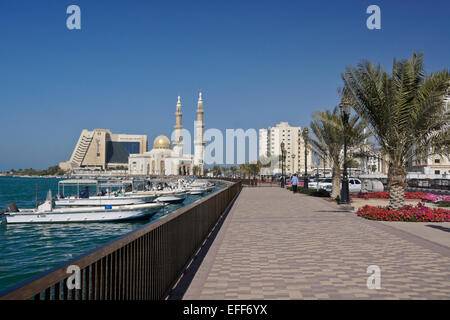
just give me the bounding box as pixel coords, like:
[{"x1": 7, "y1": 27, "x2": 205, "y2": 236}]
[{"x1": 58, "y1": 179, "x2": 99, "y2": 185}]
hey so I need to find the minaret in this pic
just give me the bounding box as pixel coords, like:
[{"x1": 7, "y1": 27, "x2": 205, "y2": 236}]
[
  {"x1": 173, "y1": 95, "x2": 183, "y2": 157},
  {"x1": 194, "y1": 91, "x2": 205, "y2": 175}
]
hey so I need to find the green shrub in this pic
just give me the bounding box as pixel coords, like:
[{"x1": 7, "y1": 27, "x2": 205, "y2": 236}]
[
  {"x1": 438, "y1": 202, "x2": 450, "y2": 208},
  {"x1": 310, "y1": 189, "x2": 331, "y2": 197},
  {"x1": 288, "y1": 186, "x2": 330, "y2": 197}
]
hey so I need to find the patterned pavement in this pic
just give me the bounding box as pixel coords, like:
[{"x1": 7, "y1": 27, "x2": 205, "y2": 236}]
[{"x1": 181, "y1": 187, "x2": 450, "y2": 300}]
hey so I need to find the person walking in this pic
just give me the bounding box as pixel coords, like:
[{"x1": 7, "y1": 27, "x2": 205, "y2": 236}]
[{"x1": 291, "y1": 174, "x2": 298, "y2": 193}]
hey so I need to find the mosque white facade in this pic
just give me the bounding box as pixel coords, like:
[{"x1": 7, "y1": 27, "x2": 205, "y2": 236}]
[{"x1": 128, "y1": 93, "x2": 205, "y2": 176}]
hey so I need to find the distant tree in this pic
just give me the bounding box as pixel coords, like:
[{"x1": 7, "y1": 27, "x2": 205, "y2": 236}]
[
  {"x1": 212, "y1": 165, "x2": 222, "y2": 177},
  {"x1": 347, "y1": 159, "x2": 360, "y2": 169},
  {"x1": 230, "y1": 166, "x2": 238, "y2": 177},
  {"x1": 192, "y1": 165, "x2": 201, "y2": 176}
]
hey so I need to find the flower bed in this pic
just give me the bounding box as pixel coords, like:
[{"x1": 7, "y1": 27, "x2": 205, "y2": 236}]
[
  {"x1": 351, "y1": 192, "x2": 450, "y2": 203},
  {"x1": 351, "y1": 191, "x2": 389, "y2": 199},
  {"x1": 356, "y1": 203, "x2": 450, "y2": 222},
  {"x1": 422, "y1": 194, "x2": 450, "y2": 203}
]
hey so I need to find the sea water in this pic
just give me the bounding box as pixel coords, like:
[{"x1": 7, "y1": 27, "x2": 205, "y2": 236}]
[{"x1": 0, "y1": 176, "x2": 221, "y2": 293}]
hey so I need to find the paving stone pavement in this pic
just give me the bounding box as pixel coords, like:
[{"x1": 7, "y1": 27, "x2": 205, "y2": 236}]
[{"x1": 181, "y1": 187, "x2": 450, "y2": 300}]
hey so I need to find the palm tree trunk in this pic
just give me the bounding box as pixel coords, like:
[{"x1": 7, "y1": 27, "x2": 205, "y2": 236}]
[
  {"x1": 331, "y1": 164, "x2": 341, "y2": 199},
  {"x1": 388, "y1": 164, "x2": 407, "y2": 209}
]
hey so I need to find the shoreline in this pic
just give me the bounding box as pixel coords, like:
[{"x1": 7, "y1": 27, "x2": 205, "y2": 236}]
[{"x1": 0, "y1": 175, "x2": 65, "y2": 179}]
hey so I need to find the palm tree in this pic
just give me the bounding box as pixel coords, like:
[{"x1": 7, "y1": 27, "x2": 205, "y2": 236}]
[
  {"x1": 247, "y1": 161, "x2": 262, "y2": 179},
  {"x1": 310, "y1": 107, "x2": 371, "y2": 199},
  {"x1": 230, "y1": 166, "x2": 238, "y2": 177},
  {"x1": 192, "y1": 165, "x2": 201, "y2": 176},
  {"x1": 212, "y1": 165, "x2": 222, "y2": 177},
  {"x1": 239, "y1": 163, "x2": 249, "y2": 178},
  {"x1": 341, "y1": 52, "x2": 449, "y2": 209}
]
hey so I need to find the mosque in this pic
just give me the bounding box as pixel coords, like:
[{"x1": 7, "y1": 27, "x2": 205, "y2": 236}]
[{"x1": 128, "y1": 92, "x2": 205, "y2": 176}]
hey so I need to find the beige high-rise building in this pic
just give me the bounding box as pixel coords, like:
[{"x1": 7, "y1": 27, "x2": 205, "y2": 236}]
[{"x1": 259, "y1": 122, "x2": 312, "y2": 175}]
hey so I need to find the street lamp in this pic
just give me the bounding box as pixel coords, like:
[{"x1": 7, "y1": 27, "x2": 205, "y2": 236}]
[
  {"x1": 339, "y1": 98, "x2": 351, "y2": 205},
  {"x1": 322, "y1": 154, "x2": 326, "y2": 178},
  {"x1": 280, "y1": 142, "x2": 286, "y2": 188},
  {"x1": 302, "y1": 127, "x2": 309, "y2": 189},
  {"x1": 291, "y1": 154, "x2": 296, "y2": 174}
]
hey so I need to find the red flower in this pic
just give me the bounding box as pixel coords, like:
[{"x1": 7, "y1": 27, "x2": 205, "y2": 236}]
[{"x1": 356, "y1": 204, "x2": 450, "y2": 222}]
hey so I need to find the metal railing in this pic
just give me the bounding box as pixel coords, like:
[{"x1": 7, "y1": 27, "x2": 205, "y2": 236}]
[
  {"x1": 210, "y1": 177, "x2": 279, "y2": 187},
  {"x1": 0, "y1": 181, "x2": 242, "y2": 300}
]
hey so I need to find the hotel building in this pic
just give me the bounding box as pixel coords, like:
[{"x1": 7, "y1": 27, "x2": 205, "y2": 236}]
[{"x1": 59, "y1": 129, "x2": 148, "y2": 171}]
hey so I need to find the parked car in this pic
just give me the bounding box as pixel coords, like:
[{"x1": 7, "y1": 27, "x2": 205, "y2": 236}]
[
  {"x1": 313, "y1": 177, "x2": 362, "y2": 194},
  {"x1": 308, "y1": 178, "x2": 326, "y2": 189},
  {"x1": 318, "y1": 178, "x2": 333, "y2": 191},
  {"x1": 348, "y1": 178, "x2": 362, "y2": 193},
  {"x1": 306, "y1": 177, "x2": 361, "y2": 194},
  {"x1": 307, "y1": 178, "x2": 320, "y2": 189}
]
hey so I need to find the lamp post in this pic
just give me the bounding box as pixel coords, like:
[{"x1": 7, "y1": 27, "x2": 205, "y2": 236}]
[
  {"x1": 339, "y1": 98, "x2": 350, "y2": 205},
  {"x1": 280, "y1": 142, "x2": 286, "y2": 188},
  {"x1": 291, "y1": 154, "x2": 296, "y2": 175},
  {"x1": 302, "y1": 127, "x2": 309, "y2": 189},
  {"x1": 322, "y1": 154, "x2": 326, "y2": 178}
]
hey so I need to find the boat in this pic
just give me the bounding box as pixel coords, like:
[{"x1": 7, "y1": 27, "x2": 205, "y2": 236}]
[
  {"x1": 3, "y1": 190, "x2": 166, "y2": 224},
  {"x1": 54, "y1": 179, "x2": 157, "y2": 207},
  {"x1": 186, "y1": 179, "x2": 215, "y2": 195},
  {"x1": 154, "y1": 190, "x2": 188, "y2": 204},
  {"x1": 130, "y1": 180, "x2": 189, "y2": 204},
  {"x1": 188, "y1": 186, "x2": 208, "y2": 195}
]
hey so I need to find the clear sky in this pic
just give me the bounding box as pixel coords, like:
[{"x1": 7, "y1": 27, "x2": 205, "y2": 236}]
[{"x1": 0, "y1": 0, "x2": 448, "y2": 170}]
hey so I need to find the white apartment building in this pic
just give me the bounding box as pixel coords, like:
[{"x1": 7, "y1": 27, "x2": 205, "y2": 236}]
[
  {"x1": 259, "y1": 122, "x2": 312, "y2": 175},
  {"x1": 258, "y1": 129, "x2": 268, "y2": 161},
  {"x1": 408, "y1": 90, "x2": 450, "y2": 175}
]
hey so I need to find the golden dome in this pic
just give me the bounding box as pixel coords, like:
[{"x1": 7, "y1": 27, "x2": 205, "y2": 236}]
[{"x1": 153, "y1": 135, "x2": 171, "y2": 149}]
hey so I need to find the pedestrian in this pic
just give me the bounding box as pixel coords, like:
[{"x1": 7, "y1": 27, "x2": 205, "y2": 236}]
[{"x1": 291, "y1": 173, "x2": 298, "y2": 193}]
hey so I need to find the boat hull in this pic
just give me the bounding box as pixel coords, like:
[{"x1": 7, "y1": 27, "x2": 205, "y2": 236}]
[
  {"x1": 189, "y1": 189, "x2": 207, "y2": 195},
  {"x1": 54, "y1": 195, "x2": 155, "y2": 207},
  {"x1": 5, "y1": 203, "x2": 165, "y2": 224},
  {"x1": 155, "y1": 191, "x2": 187, "y2": 204}
]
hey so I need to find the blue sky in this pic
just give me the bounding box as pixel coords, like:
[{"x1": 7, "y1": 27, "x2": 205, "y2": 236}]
[{"x1": 0, "y1": 0, "x2": 449, "y2": 170}]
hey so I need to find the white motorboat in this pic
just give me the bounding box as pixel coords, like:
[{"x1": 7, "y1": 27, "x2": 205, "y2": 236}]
[
  {"x1": 55, "y1": 196, "x2": 151, "y2": 207},
  {"x1": 188, "y1": 186, "x2": 208, "y2": 195},
  {"x1": 132, "y1": 180, "x2": 189, "y2": 204},
  {"x1": 54, "y1": 179, "x2": 157, "y2": 207},
  {"x1": 155, "y1": 190, "x2": 187, "y2": 204},
  {"x1": 187, "y1": 179, "x2": 215, "y2": 194},
  {"x1": 4, "y1": 191, "x2": 166, "y2": 224}
]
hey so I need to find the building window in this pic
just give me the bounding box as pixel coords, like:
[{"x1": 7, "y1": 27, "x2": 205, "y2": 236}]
[
  {"x1": 435, "y1": 170, "x2": 440, "y2": 174},
  {"x1": 435, "y1": 158, "x2": 440, "y2": 164}
]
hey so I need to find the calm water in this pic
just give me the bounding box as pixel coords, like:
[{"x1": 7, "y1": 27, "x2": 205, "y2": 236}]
[{"x1": 0, "y1": 176, "x2": 222, "y2": 293}]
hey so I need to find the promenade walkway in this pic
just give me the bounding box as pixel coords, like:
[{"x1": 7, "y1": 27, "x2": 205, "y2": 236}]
[{"x1": 178, "y1": 187, "x2": 450, "y2": 299}]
